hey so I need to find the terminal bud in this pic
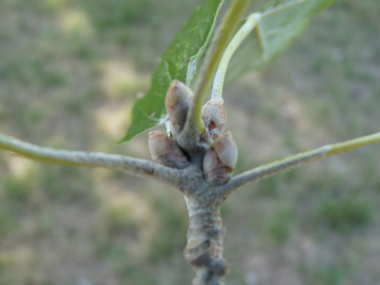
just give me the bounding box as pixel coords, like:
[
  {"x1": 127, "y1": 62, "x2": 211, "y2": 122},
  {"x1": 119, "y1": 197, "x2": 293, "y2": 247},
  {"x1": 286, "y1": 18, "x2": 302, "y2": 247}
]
[
  {"x1": 165, "y1": 80, "x2": 193, "y2": 134},
  {"x1": 202, "y1": 98, "x2": 226, "y2": 140},
  {"x1": 203, "y1": 132, "x2": 238, "y2": 185},
  {"x1": 148, "y1": 131, "x2": 189, "y2": 169}
]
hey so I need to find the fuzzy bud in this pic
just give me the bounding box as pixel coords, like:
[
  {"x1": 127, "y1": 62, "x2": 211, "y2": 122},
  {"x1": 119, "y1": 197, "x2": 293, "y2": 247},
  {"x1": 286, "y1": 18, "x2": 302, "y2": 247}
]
[
  {"x1": 165, "y1": 80, "x2": 193, "y2": 134},
  {"x1": 202, "y1": 98, "x2": 226, "y2": 140},
  {"x1": 203, "y1": 132, "x2": 238, "y2": 185},
  {"x1": 148, "y1": 131, "x2": 189, "y2": 169}
]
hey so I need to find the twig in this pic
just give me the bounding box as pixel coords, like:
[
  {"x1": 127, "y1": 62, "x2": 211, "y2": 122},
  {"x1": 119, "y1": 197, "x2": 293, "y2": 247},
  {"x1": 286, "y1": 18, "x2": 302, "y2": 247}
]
[
  {"x1": 215, "y1": 132, "x2": 380, "y2": 198},
  {"x1": 0, "y1": 132, "x2": 182, "y2": 187}
]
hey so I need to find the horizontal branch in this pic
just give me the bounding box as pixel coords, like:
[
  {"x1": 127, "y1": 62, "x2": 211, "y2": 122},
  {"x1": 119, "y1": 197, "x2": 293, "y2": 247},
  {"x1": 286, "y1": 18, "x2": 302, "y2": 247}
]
[
  {"x1": 0, "y1": 132, "x2": 182, "y2": 187},
  {"x1": 215, "y1": 132, "x2": 380, "y2": 198}
]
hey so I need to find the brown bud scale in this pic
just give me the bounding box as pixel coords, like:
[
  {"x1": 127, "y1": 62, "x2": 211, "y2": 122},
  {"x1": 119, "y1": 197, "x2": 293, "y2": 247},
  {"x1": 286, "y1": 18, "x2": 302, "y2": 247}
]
[
  {"x1": 165, "y1": 80, "x2": 193, "y2": 134},
  {"x1": 202, "y1": 98, "x2": 226, "y2": 140},
  {"x1": 203, "y1": 132, "x2": 237, "y2": 185},
  {"x1": 148, "y1": 131, "x2": 189, "y2": 169}
]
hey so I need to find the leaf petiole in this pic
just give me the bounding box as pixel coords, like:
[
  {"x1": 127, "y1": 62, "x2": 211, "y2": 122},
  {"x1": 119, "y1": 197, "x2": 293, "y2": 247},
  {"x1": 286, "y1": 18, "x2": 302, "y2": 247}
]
[
  {"x1": 187, "y1": 0, "x2": 253, "y2": 135},
  {"x1": 211, "y1": 13, "x2": 261, "y2": 99}
]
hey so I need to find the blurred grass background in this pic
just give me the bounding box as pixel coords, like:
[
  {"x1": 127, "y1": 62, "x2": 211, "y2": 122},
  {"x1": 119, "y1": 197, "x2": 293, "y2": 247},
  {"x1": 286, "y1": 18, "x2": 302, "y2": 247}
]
[{"x1": 0, "y1": 0, "x2": 380, "y2": 284}]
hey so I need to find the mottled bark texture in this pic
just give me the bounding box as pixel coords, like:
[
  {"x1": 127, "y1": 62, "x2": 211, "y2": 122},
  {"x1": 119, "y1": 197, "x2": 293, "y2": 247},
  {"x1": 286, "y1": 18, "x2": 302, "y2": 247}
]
[{"x1": 184, "y1": 198, "x2": 228, "y2": 285}]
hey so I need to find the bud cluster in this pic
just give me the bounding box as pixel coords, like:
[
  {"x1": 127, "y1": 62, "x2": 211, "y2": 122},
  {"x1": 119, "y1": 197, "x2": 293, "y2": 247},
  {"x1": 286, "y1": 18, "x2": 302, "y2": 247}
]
[{"x1": 148, "y1": 80, "x2": 238, "y2": 185}]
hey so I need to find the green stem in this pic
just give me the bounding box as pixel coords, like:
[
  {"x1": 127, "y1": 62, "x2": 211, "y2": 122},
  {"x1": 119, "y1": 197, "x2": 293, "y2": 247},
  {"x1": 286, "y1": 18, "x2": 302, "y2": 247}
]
[
  {"x1": 216, "y1": 131, "x2": 380, "y2": 197},
  {"x1": 326, "y1": 132, "x2": 380, "y2": 155},
  {"x1": 212, "y1": 13, "x2": 261, "y2": 99},
  {"x1": 188, "y1": 0, "x2": 253, "y2": 133}
]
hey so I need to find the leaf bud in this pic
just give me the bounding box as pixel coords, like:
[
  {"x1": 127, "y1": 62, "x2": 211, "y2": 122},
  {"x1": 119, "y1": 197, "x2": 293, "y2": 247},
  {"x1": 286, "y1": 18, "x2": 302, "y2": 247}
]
[
  {"x1": 203, "y1": 132, "x2": 238, "y2": 185},
  {"x1": 165, "y1": 80, "x2": 193, "y2": 134},
  {"x1": 202, "y1": 98, "x2": 226, "y2": 140},
  {"x1": 148, "y1": 131, "x2": 189, "y2": 169}
]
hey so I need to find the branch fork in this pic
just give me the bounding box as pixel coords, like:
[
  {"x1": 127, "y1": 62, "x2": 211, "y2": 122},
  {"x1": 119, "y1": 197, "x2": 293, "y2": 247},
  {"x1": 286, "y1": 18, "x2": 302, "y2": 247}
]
[{"x1": 1, "y1": 0, "x2": 380, "y2": 284}]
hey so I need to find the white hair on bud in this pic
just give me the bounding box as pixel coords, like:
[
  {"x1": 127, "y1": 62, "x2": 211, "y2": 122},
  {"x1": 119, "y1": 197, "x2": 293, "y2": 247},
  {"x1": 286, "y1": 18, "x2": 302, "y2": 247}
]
[
  {"x1": 157, "y1": 115, "x2": 175, "y2": 137},
  {"x1": 211, "y1": 69, "x2": 223, "y2": 99}
]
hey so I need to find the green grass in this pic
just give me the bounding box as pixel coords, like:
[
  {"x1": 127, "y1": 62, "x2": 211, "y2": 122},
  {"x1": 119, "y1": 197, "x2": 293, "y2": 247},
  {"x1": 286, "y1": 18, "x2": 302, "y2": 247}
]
[
  {"x1": 2, "y1": 175, "x2": 31, "y2": 205},
  {"x1": 302, "y1": 263, "x2": 346, "y2": 285},
  {"x1": 266, "y1": 204, "x2": 296, "y2": 244},
  {"x1": 37, "y1": 165, "x2": 95, "y2": 203},
  {"x1": 101, "y1": 201, "x2": 137, "y2": 236},
  {"x1": 81, "y1": 0, "x2": 154, "y2": 30},
  {"x1": 0, "y1": 206, "x2": 19, "y2": 235},
  {"x1": 148, "y1": 197, "x2": 187, "y2": 260},
  {"x1": 316, "y1": 195, "x2": 374, "y2": 233}
]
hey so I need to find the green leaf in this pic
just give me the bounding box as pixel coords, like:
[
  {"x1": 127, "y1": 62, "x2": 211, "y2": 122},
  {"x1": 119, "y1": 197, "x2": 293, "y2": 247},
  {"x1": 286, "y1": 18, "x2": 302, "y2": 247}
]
[
  {"x1": 121, "y1": 0, "x2": 223, "y2": 143},
  {"x1": 226, "y1": 0, "x2": 337, "y2": 83}
]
